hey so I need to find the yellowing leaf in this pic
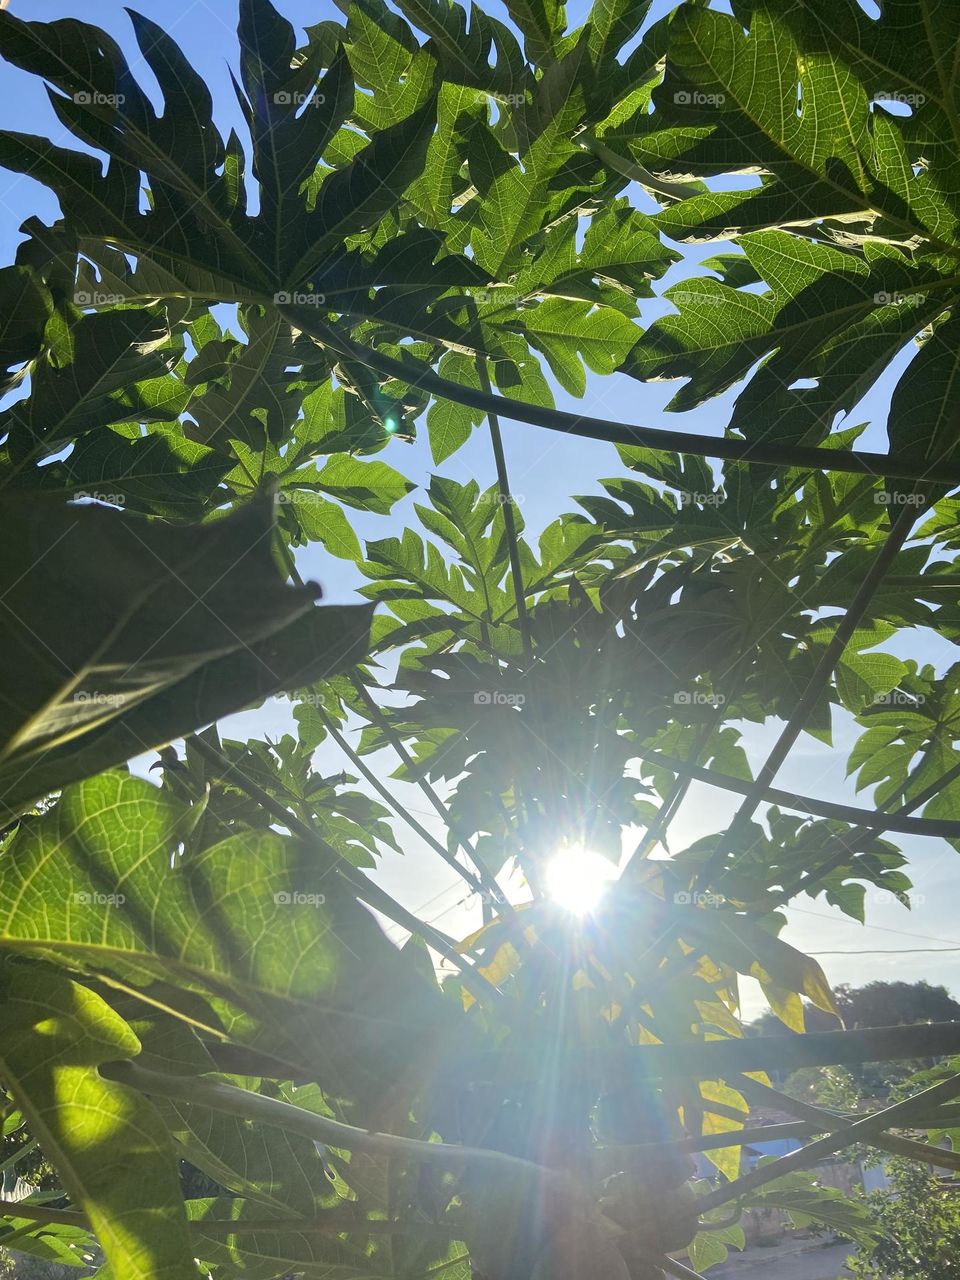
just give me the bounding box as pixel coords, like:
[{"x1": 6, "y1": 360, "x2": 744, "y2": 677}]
[
  {"x1": 699, "y1": 1080, "x2": 748, "y2": 1183},
  {"x1": 758, "y1": 982, "x2": 806, "y2": 1033}
]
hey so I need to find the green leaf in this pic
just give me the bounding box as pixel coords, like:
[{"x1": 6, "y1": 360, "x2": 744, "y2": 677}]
[
  {"x1": 30, "y1": 428, "x2": 232, "y2": 520},
  {"x1": 152, "y1": 1083, "x2": 338, "y2": 1218},
  {"x1": 503, "y1": 0, "x2": 566, "y2": 65},
  {"x1": 0, "y1": 962, "x2": 198, "y2": 1280},
  {"x1": 0, "y1": 772, "x2": 455, "y2": 1105},
  {"x1": 887, "y1": 313, "x2": 960, "y2": 469},
  {"x1": 0, "y1": 308, "x2": 185, "y2": 467},
  {"x1": 0, "y1": 495, "x2": 372, "y2": 822},
  {"x1": 517, "y1": 298, "x2": 639, "y2": 395},
  {"x1": 426, "y1": 352, "x2": 485, "y2": 462},
  {"x1": 0, "y1": 265, "x2": 52, "y2": 394},
  {"x1": 741, "y1": 1169, "x2": 876, "y2": 1245},
  {"x1": 391, "y1": 0, "x2": 525, "y2": 95},
  {"x1": 292, "y1": 454, "x2": 414, "y2": 514},
  {"x1": 290, "y1": 493, "x2": 364, "y2": 560}
]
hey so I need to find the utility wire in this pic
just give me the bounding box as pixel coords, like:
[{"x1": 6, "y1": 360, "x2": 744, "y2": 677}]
[{"x1": 811, "y1": 946, "x2": 960, "y2": 956}]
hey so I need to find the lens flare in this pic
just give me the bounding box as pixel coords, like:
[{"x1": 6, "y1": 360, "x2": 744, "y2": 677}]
[{"x1": 545, "y1": 844, "x2": 617, "y2": 914}]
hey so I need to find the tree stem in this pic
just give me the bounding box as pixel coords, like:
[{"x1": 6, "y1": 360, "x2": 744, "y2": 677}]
[{"x1": 285, "y1": 308, "x2": 960, "y2": 483}]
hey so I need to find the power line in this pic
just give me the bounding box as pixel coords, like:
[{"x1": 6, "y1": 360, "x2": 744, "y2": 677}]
[
  {"x1": 811, "y1": 946, "x2": 960, "y2": 955},
  {"x1": 790, "y1": 903, "x2": 960, "y2": 949}
]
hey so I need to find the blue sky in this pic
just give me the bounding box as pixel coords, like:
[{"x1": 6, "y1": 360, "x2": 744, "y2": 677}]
[{"x1": 2, "y1": 0, "x2": 958, "y2": 1017}]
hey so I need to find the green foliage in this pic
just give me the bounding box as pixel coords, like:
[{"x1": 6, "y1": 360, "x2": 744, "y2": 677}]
[
  {"x1": 849, "y1": 1159, "x2": 960, "y2": 1280},
  {"x1": 0, "y1": 0, "x2": 959, "y2": 1276},
  {"x1": 784, "y1": 1066, "x2": 861, "y2": 1114}
]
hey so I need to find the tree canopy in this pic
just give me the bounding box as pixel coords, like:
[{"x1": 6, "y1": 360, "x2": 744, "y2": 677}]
[{"x1": 2, "y1": 0, "x2": 960, "y2": 1277}]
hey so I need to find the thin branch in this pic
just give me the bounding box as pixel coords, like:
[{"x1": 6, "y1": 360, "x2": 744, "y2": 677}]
[
  {"x1": 464, "y1": 1021, "x2": 960, "y2": 1081},
  {"x1": 693, "y1": 1070, "x2": 960, "y2": 1214},
  {"x1": 102, "y1": 1061, "x2": 571, "y2": 1195},
  {"x1": 658, "y1": 1256, "x2": 707, "y2": 1280},
  {"x1": 284, "y1": 307, "x2": 960, "y2": 483},
  {"x1": 0, "y1": 1200, "x2": 81, "y2": 1228},
  {"x1": 465, "y1": 297, "x2": 533, "y2": 668},
  {"x1": 190, "y1": 1216, "x2": 459, "y2": 1238},
  {"x1": 696, "y1": 498, "x2": 927, "y2": 889},
  {"x1": 630, "y1": 744, "x2": 960, "y2": 838},
  {"x1": 317, "y1": 707, "x2": 490, "y2": 899},
  {"x1": 188, "y1": 736, "x2": 502, "y2": 1006},
  {"x1": 774, "y1": 755, "x2": 960, "y2": 907},
  {"x1": 626, "y1": 711, "x2": 727, "y2": 873},
  {"x1": 0, "y1": 1198, "x2": 461, "y2": 1239},
  {"x1": 731, "y1": 1076, "x2": 960, "y2": 1174},
  {"x1": 350, "y1": 675, "x2": 512, "y2": 913}
]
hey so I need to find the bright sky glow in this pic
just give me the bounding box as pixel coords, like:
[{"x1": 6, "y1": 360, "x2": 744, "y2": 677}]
[{"x1": 545, "y1": 844, "x2": 618, "y2": 915}]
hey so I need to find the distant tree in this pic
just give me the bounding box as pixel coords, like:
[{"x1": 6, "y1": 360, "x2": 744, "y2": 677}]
[
  {"x1": 783, "y1": 1065, "x2": 860, "y2": 1113},
  {"x1": 751, "y1": 981, "x2": 960, "y2": 1094},
  {"x1": 848, "y1": 1160, "x2": 960, "y2": 1279},
  {"x1": 750, "y1": 981, "x2": 960, "y2": 1037},
  {"x1": 836, "y1": 981, "x2": 960, "y2": 1029}
]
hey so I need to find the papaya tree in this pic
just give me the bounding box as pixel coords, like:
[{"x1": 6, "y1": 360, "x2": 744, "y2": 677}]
[{"x1": 0, "y1": 1, "x2": 960, "y2": 1278}]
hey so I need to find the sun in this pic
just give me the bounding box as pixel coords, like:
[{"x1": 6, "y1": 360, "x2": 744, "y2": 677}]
[{"x1": 545, "y1": 844, "x2": 618, "y2": 914}]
